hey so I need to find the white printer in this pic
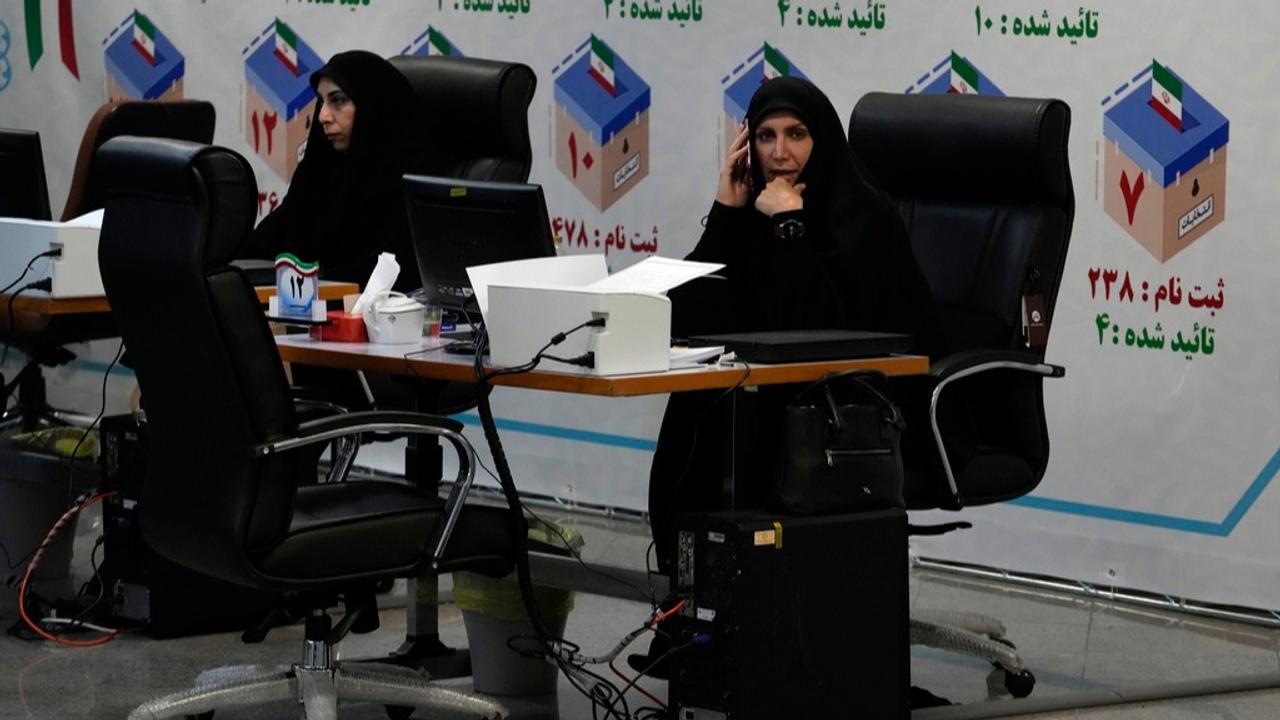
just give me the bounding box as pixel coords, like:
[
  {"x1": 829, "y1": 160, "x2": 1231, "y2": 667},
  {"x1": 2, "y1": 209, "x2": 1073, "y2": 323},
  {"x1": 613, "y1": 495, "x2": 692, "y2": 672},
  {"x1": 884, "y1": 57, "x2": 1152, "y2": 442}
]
[
  {"x1": 0, "y1": 210, "x2": 105, "y2": 297},
  {"x1": 470, "y1": 255, "x2": 722, "y2": 376}
]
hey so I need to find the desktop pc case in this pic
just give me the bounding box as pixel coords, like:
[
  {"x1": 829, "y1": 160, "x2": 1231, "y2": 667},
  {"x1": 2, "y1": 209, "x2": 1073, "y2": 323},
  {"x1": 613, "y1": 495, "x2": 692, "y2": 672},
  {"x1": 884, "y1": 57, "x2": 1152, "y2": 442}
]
[
  {"x1": 668, "y1": 509, "x2": 909, "y2": 719},
  {"x1": 98, "y1": 414, "x2": 276, "y2": 638}
]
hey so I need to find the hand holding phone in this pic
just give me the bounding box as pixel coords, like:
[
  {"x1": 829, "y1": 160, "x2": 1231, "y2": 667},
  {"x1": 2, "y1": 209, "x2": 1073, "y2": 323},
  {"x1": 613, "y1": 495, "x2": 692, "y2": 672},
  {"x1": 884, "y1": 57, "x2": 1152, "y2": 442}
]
[{"x1": 717, "y1": 122, "x2": 752, "y2": 207}]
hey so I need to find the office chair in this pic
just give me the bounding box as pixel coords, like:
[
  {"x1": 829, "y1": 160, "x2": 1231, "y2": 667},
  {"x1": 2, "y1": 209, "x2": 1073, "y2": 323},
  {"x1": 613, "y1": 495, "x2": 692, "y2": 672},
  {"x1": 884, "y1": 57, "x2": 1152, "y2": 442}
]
[
  {"x1": 848, "y1": 92, "x2": 1073, "y2": 697},
  {"x1": 0, "y1": 128, "x2": 53, "y2": 220},
  {"x1": 61, "y1": 99, "x2": 216, "y2": 220},
  {"x1": 0, "y1": 101, "x2": 217, "y2": 431},
  {"x1": 390, "y1": 55, "x2": 537, "y2": 183},
  {"x1": 96, "y1": 136, "x2": 517, "y2": 720}
]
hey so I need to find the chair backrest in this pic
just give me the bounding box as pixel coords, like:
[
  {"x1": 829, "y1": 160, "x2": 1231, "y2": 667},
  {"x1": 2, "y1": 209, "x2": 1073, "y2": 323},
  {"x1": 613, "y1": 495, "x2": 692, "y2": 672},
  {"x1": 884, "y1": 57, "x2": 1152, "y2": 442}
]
[
  {"x1": 0, "y1": 128, "x2": 53, "y2": 220},
  {"x1": 61, "y1": 100, "x2": 216, "y2": 220},
  {"x1": 848, "y1": 93, "x2": 1073, "y2": 358},
  {"x1": 97, "y1": 137, "x2": 301, "y2": 586},
  {"x1": 390, "y1": 55, "x2": 536, "y2": 182}
]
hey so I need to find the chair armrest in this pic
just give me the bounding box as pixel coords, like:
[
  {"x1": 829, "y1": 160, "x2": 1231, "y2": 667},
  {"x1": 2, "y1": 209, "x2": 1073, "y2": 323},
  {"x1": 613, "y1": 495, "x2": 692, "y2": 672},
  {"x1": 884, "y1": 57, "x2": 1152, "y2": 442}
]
[
  {"x1": 928, "y1": 351, "x2": 1065, "y2": 506},
  {"x1": 253, "y1": 410, "x2": 476, "y2": 569},
  {"x1": 929, "y1": 349, "x2": 1065, "y2": 381}
]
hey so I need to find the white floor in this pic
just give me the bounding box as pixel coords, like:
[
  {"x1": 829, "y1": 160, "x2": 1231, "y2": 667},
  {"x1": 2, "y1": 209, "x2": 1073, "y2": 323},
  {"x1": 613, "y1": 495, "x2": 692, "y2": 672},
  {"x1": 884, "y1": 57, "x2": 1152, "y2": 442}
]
[{"x1": 2, "y1": 498, "x2": 1279, "y2": 719}]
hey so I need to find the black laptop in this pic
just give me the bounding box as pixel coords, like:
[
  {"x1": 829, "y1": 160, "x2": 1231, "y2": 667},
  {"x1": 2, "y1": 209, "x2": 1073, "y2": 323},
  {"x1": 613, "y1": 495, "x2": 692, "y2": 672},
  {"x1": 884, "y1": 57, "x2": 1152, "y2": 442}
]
[{"x1": 687, "y1": 329, "x2": 913, "y2": 363}]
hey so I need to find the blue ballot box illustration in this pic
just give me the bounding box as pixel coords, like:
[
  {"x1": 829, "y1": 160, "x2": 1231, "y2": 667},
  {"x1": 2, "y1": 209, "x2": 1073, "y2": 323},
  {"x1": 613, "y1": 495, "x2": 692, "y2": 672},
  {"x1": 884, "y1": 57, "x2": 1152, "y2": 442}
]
[
  {"x1": 553, "y1": 35, "x2": 650, "y2": 211},
  {"x1": 909, "y1": 51, "x2": 1005, "y2": 97},
  {"x1": 721, "y1": 43, "x2": 808, "y2": 152},
  {"x1": 243, "y1": 19, "x2": 323, "y2": 182},
  {"x1": 1101, "y1": 61, "x2": 1229, "y2": 262},
  {"x1": 104, "y1": 10, "x2": 185, "y2": 102},
  {"x1": 401, "y1": 25, "x2": 464, "y2": 57}
]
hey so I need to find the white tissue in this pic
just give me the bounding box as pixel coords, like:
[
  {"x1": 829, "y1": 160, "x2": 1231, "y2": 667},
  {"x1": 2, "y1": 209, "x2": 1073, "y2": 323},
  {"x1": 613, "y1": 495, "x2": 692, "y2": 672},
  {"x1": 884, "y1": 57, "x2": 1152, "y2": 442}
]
[{"x1": 349, "y1": 252, "x2": 401, "y2": 316}]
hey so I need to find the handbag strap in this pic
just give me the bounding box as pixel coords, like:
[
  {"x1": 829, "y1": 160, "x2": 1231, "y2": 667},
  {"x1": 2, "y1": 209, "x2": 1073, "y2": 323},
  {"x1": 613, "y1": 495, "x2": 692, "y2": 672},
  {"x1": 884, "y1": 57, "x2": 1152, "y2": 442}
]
[{"x1": 793, "y1": 369, "x2": 904, "y2": 429}]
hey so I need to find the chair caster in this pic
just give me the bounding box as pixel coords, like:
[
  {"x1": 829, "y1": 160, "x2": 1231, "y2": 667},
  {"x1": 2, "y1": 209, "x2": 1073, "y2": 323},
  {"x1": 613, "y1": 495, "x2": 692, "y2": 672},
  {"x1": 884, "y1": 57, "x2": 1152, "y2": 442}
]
[
  {"x1": 386, "y1": 704, "x2": 415, "y2": 720},
  {"x1": 1003, "y1": 669, "x2": 1035, "y2": 698}
]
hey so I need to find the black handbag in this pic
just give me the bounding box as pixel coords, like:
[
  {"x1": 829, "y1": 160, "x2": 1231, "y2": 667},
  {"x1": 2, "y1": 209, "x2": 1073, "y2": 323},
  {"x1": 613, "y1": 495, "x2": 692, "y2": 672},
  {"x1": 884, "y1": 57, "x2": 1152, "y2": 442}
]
[{"x1": 774, "y1": 370, "x2": 906, "y2": 514}]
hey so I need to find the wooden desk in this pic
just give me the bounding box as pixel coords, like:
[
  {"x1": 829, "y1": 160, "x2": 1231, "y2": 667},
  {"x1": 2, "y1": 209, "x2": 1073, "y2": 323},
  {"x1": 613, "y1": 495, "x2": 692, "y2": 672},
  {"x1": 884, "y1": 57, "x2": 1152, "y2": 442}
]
[
  {"x1": 1, "y1": 281, "x2": 359, "y2": 318},
  {"x1": 274, "y1": 334, "x2": 928, "y2": 396}
]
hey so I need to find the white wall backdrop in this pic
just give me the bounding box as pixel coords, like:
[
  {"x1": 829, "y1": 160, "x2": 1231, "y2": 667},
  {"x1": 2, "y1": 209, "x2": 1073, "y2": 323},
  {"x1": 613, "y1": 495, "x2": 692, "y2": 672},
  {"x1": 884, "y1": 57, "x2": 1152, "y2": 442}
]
[{"x1": 1, "y1": 1, "x2": 1277, "y2": 610}]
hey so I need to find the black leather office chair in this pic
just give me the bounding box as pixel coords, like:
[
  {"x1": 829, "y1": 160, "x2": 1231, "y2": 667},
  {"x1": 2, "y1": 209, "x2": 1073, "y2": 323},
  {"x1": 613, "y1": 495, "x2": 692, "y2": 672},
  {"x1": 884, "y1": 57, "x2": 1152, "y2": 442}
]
[
  {"x1": 61, "y1": 99, "x2": 216, "y2": 220},
  {"x1": 848, "y1": 92, "x2": 1073, "y2": 697},
  {"x1": 96, "y1": 136, "x2": 516, "y2": 720},
  {"x1": 0, "y1": 102, "x2": 216, "y2": 432},
  {"x1": 390, "y1": 55, "x2": 537, "y2": 183},
  {"x1": 0, "y1": 128, "x2": 53, "y2": 220}
]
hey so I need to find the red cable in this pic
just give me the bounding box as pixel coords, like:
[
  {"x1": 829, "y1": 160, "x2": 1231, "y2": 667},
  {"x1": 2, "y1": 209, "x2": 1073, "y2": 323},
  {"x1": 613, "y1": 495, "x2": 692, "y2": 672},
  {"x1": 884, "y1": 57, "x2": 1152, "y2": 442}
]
[
  {"x1": 17, "y1": 491, "x2": 122, "y2": 647},
  {"x1": 608, "y1": 659, "x2": 667, "y2": 710},
  {"x1": 650, "y1": 598, "x2": 686, "y2": 627}
]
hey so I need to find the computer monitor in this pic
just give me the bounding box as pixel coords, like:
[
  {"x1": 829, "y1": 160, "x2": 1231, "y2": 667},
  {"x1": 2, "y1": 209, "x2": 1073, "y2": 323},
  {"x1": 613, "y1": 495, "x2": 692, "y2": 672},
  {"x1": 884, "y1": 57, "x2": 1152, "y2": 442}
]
[
  {"x1": 402, "y1": 174, "x2": 556, "y2": 318},
  {"x1": 0, "y1": 129, "x2": 53, "y2": 221}
]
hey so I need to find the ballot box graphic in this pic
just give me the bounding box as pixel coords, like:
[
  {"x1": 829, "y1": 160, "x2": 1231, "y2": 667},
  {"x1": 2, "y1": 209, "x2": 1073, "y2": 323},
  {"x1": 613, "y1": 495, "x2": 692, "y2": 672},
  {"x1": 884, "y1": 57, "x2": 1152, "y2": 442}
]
[
  {"x1": 721, "y1": 43, "x2": 808, "y2": 144},
  {"x1": 103, "y1": 11, "x2": 185, "y2": 102},
  {"x1": 553, "y1": 35, "x2": 650, "y2": 212},
  {"x1": 1101, "y1": 61, "x2": 1229, "y2": 263},
  {"x1": 911, "y1": 51, "x2": 1005, "y2": 96},
  {"x1": 401, "y1": 26, "x2": 464, "y2": 57},
  {"x1": 243, "y1": 19, "x2": 323, "y2": 182}
]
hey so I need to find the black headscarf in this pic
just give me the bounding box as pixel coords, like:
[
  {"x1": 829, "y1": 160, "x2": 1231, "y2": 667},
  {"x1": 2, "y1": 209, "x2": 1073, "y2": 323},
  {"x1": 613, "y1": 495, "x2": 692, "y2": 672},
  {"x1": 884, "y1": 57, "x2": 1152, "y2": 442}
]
[
  {"x1": 244, "y1": 50, "x2": 422, "y2": 290},
  {"x1": 676, "y1": 76, "x2": 939, "y2": 348},
  {"x1": 650, "y1": 77, "x2": 940, "y2": 575}
]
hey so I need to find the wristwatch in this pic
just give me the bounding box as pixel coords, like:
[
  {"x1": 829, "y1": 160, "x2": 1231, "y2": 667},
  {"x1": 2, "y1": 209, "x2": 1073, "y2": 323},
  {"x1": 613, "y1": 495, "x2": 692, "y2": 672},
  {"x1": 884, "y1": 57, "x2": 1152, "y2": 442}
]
[{"x1": 773, "y1": 215, "x2": 806, "y2": 241}]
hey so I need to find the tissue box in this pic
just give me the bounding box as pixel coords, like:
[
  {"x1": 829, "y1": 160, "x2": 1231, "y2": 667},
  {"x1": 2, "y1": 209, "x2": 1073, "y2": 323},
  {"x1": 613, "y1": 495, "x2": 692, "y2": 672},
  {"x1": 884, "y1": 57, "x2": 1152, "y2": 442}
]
[{"x1": 309, "y1": 311, "x2": 367, "y2": 343}]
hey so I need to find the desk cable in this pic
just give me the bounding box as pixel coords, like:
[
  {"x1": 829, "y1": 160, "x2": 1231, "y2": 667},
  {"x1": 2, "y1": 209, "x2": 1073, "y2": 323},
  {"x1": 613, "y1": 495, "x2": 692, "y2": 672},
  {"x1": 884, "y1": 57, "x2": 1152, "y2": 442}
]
[
  {"x1": 2, "y1": 249, "x2": 61, "y2": 366},
  {"x1": 1, "y1": 249, "x2": 60, "y2": 296},
  {"x1": 7, "y1": 341, "x2": 128, "y2": 647},
  {"x1": 471, "y1": 318, "x2": 667, "y2": 719}
]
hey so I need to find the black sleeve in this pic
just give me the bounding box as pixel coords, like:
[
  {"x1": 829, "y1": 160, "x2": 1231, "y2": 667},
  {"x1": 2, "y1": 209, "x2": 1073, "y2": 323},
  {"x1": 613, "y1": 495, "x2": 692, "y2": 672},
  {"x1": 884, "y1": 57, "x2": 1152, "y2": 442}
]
[{"x1": 668, "y1": 202, "x2": 754, "y2": 338}]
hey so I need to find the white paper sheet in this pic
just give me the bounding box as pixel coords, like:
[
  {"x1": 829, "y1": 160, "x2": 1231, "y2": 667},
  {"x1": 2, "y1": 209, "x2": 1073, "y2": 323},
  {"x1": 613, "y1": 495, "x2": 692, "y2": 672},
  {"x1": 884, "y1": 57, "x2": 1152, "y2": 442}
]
[{"x1": 585, "y1": 256, "x2": 724, "y2": 294}]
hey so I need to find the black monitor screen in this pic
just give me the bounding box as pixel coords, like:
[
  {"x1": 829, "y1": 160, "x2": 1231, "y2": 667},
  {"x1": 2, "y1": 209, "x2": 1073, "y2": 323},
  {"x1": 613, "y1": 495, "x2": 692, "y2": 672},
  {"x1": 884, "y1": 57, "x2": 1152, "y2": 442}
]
[
  {"x1": 0, "y1": 129, "x2": 52, "y2": 221},
  {"x1": 402, "y1": 174, "x2": 556, "y2": 316}
]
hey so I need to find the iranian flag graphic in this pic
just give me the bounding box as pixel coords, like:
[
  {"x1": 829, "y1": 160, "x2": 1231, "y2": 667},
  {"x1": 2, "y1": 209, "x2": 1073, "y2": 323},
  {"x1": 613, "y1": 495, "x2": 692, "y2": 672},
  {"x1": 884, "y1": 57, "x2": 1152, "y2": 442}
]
[
  {"x1": 132, "y1": 11, "x2": 157, "y2": 65},
  {"x1": 427, "y1": 27, "x2": 452, "y2": 56},
  {"x1": 274, "y1": 18, "x2": 300, "y2": 75},
  {"x1": 949, "y1": 51, "x2": 978, "y2": 94},
  {"x1": 1150, "y1": 59, "x2": 1184, "y2": 131},
  {"x1": 588, "y1": 34, "x2": 616, "y2": 96},
  {"x1": 763, "y1": 43, "x2": 789, "y2": 81}
]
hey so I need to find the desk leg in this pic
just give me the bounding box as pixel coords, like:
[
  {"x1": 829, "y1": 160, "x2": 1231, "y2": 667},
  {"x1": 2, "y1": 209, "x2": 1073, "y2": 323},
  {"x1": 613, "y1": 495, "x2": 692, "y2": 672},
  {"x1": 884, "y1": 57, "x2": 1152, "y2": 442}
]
[
  {"x1": 720, "y1": 387, "x2": 760, "y2": 510},
  {"x1": 389, "y1": 410, "x2": 471, "y2": 677}
]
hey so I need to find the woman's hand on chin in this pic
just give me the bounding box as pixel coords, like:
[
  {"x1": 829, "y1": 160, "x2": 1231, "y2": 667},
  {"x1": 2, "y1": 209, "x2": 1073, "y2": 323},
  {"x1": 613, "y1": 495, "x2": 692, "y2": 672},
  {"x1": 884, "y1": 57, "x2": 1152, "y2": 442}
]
[{"x1": 755, "y1": 176, "x2": 805, "y2": 217}]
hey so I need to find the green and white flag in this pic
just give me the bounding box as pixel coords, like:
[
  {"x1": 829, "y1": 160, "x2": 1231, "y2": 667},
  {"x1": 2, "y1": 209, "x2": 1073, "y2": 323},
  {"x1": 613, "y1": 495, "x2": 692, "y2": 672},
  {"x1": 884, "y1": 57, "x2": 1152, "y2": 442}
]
[
  {"x1": 588, "y1": 34, "x2": 616, "y2": 96},
  {"x1": 427, "y1": 27, "x2": 452, "y2": 56},
  {"x1": 1150, "y1": 59, "x2": 1184, "y2": 131},
  {"x1": 949, "y1": 51, "x2": 979, "y2": 94},
  {"x1": 763, "y1": 43, "x2": 789, "y2": 81},
  {"x1": 131, "y1": 11, "x2": 156, "y2": 65},
  {"x1": 274, "y1": 18, "x2": 299, "y2": 75}
]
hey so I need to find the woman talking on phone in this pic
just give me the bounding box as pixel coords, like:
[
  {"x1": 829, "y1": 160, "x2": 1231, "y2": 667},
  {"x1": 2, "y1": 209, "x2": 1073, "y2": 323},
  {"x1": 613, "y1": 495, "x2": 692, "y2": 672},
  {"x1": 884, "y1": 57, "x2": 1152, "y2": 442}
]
[{"x1": 640, "y1": 78, "x2": 939, "y2": 667}]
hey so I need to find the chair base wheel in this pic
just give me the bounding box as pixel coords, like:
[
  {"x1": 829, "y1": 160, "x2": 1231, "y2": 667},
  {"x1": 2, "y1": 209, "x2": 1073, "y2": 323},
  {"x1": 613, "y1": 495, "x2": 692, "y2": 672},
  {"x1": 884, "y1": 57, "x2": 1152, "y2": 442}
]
[
  {"x1": 385, "y1": 704, "x2": 414, "y2": 720},
  {"x1": 1003, "y1": 669, "x2": 1035, "y2": 698}
]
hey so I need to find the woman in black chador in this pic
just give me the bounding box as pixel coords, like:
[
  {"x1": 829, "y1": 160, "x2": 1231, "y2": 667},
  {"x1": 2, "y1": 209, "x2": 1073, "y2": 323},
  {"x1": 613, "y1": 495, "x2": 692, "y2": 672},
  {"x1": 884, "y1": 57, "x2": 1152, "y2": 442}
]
[
  {"x1": 645, "y1": 76, "x2": 939, "y2": 603},
  {"x1": 245, "y1": 50, "x2": 421, "y2": 290}
]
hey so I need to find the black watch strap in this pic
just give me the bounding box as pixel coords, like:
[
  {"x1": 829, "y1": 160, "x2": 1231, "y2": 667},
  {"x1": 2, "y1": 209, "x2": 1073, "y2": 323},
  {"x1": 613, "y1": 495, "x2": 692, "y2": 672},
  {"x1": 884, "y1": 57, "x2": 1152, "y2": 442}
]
[{"x1": 773, "y1": 211, "x2": 806, "y2": 240}]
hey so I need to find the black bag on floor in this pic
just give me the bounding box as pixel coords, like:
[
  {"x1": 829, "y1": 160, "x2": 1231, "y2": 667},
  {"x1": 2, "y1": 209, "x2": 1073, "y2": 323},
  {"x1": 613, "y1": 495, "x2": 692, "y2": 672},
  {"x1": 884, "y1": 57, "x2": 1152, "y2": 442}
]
[{"x1": 774, "y1": 370, "x2": 905, "y2": 514}]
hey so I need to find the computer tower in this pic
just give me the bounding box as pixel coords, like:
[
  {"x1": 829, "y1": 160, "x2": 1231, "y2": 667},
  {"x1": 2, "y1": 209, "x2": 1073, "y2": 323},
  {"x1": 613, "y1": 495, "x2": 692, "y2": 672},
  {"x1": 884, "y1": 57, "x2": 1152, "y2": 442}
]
[
  {"x1": 98, "y1": 414, "x2": 276, "y2": 638},
  {"x1": 667, "y1": 509, "x2": 910, "y2": 719}
]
